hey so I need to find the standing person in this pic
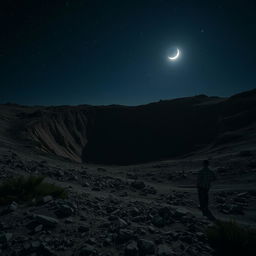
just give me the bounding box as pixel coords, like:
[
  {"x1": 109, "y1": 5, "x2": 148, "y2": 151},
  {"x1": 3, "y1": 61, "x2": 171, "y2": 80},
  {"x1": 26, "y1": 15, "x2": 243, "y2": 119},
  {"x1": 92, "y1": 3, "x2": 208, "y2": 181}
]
[{"x1": 197, "y1": 160, "x2": 216, "y2": 221}]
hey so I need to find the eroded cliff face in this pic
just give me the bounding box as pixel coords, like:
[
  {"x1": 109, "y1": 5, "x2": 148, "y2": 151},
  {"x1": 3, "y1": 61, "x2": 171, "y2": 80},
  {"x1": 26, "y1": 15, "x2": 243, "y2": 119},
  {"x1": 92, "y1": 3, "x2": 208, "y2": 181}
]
[
  {"x1": 16, "y1": 89, "x2": 256, "y2": 165},
  {"x1": 25, "y1": 108, "x2": 89, "y2": 162}
]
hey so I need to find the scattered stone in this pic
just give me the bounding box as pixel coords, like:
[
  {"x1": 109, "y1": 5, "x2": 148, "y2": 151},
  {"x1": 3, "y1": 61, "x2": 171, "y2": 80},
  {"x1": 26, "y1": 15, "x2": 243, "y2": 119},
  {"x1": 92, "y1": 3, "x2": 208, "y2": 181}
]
[
  {"x1": 78, "y1": 224, "x2": 90, "y2": 233},
  {"x1": 35, "y1": 214, "x2": 59, "y2": 228},
  {"x1": 65, "y1": 217, "x2": 74, "y2": 224},
  {"x1": 86, "y1": 238, "x2": 97, "y2": 245},
  {"x1": 42, "y1": 195, "x2": 53, "y2": 204},
  {"x1": 173, "y1": 208, "x2": 189, "y2": 219},
  {"x1": 148, "y1": 226, "x2": 157, "y2": 234},
  {"x1": 34, "y1": 224, "x2": 43, "y2": 233},
  {"x1": 97, "y1": 167, "x2": 107, "y2": 172},
  {"x1": 196, "y1": 232, "x2": 206, "y2": 242},
  {"x1": 117, "y1": 229, "x2": 134, "y2": 244},
  {"x1": 125, "y1": 241, "x2": 139, "y2": 256},
  {"x1": 179, "y1": 232, "x2": 193, "y2": 244},
  {"x1": 113, "y1": 217, "x2": 128, "y2": 229},
  {"x1": 120, "y1": 191, "x2": 128, "y2": 197},
  {"x1": 79, "y1": 244, "x2": 97, "y2": 256},
  {"x1": 131, "y1": 181, "x2": 145, "y2": 190},
  {"x1": 55, "y1": 204, "x2": 74, "y2": 218},
  {"x1": 31, "y1": 240, "x2": 41, "y2": 249},
  {"x1": 129, "y1": 207, "x2": 140, "y2": 217},
  {"x1": 9, "y1": 201, "x2": 18, "y2": 211},
  {"x1": 127, "y1": 173, "x2": 138, "y2": 179},
  {"x1": 138, "y1": 239, "x2": 155, "y2": 255},
  {"x1": 236, "y1": 192, "x2": 249, "y2": 198},
  {"x1": 157, "y1": 244, "x2": 175, "y2": 256},
  {"x1": 143, "y1": 186, "x2": 157, "y2": 194},
  {"x1": 152, "y1": 215, "x2": 165, "y2": 228},
  {"x1": 0, "y1": 232, "x2": 12, "y2": 244},
  {"x1": 229, "y1": 204, "x2": 244, "y2": 215}
]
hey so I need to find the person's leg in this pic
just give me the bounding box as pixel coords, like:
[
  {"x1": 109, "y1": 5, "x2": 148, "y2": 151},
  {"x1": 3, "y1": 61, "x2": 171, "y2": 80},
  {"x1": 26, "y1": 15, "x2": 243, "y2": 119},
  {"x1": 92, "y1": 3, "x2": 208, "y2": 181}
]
[
  {"x1": 197, "y1": 187, "x2": 203, "y2": 210},
  {"x1": 198, "y1": 188, "x2": 207, "y2": 215},
  {"x1": 201, "y1": 188, "x2": 208, "y2": 216},
  {"x1": 204, "y1": 188, "x2": 216, "y2": 221},
  {"x1": 205, "y1": 188, "x2": 209, "y2": 210}
]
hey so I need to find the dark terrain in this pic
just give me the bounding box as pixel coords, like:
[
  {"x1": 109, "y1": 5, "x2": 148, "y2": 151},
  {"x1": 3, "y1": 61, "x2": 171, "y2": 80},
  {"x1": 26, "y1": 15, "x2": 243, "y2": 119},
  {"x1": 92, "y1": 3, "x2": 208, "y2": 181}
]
[{"x1": 0, "y1": 89, "x2": 256, "y2": 255}]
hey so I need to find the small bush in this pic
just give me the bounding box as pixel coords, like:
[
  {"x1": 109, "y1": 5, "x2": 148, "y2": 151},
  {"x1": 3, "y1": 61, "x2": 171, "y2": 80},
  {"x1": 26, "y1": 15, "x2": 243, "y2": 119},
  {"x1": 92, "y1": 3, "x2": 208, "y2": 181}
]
[
  {"x1": 0, "y1": 176, "x2": 67, "y2": 205},
  {"x1": 206, "y1": 220, "x2": 256, "y2": 256}
]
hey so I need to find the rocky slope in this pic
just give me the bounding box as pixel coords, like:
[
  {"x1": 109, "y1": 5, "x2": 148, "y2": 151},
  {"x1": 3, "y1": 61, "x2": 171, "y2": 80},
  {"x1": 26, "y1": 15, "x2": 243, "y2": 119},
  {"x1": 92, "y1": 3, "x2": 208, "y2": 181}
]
[{"x1": 0, "y1": 143, "x2": 256, "y2": 256}]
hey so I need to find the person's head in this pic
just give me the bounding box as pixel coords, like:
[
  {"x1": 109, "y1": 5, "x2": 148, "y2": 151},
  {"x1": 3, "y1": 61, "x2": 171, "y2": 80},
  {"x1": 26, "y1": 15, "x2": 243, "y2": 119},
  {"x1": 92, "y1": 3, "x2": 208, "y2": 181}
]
[{"x1": 203, "y1": 160, "x2": 209, "y2": 167}]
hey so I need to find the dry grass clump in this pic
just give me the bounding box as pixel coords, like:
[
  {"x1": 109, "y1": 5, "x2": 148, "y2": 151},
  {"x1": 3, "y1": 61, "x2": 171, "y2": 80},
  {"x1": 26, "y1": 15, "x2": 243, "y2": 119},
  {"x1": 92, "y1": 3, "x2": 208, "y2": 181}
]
[
  {"x1": 206, "y1": 220, "x2": 256, "y2": 256},
  {"x1": 0, "y1": 176, "x2": 67, "y2": 205}
]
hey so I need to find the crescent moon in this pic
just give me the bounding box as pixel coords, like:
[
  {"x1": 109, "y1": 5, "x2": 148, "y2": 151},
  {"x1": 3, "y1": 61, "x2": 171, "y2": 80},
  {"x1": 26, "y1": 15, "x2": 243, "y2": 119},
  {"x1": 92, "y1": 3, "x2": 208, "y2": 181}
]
[{"x1": 168, "y1": 48, "x2": 180, "y2": 61}]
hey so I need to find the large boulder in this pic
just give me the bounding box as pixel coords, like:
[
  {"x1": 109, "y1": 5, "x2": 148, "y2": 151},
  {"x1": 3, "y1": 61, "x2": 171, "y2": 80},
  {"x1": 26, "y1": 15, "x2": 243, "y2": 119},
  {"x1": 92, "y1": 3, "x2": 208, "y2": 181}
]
[
  {"x1": 138, "y1": 239, "x2": 155, "y2": 255},
  {"x1": 117, "y1": 229, "x2": 134, "y2": 244},
  {"x1": 55, "y1": 204, "x2": 74, "y2": 218},
  {"x1": 125, "y1": 241, "x2": 139, "y2": 256},
  {"x1": 79, "y1": 244, "x2": 97, "y2": 256},
  {"x1": 157, "y1": 244, "x2": 176, "y2": 256},
  {"x1": 0, "y1": 232, "x2": 12, "y2": 244},
  {"x1": 35, "y1": 214, "x2": 59, "y2": 228}
]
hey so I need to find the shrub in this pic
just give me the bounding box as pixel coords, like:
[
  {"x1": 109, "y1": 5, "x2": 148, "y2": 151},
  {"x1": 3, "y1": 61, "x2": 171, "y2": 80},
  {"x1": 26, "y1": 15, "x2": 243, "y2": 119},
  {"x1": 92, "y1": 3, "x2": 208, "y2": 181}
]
[
  {"x1": 0, "y1": 176, "x2": 67, "y2": 205},
  {"x1": 206, "y1": 220, "x2": 256, "y2": 256}
]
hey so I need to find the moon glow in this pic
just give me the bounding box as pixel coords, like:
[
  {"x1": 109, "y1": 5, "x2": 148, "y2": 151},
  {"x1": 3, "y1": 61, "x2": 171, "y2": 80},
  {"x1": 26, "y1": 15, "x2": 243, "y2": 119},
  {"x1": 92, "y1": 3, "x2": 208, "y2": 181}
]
[{"x1": 168, "y1": 48, "x2": 180, "y2": 61}]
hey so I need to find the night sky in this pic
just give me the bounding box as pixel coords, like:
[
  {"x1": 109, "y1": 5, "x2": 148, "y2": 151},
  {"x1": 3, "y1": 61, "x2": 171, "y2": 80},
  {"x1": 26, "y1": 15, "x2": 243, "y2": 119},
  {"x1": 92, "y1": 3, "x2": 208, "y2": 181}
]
[{"x1": 1, "y1": 1, "x2": 256, "y2": 106}]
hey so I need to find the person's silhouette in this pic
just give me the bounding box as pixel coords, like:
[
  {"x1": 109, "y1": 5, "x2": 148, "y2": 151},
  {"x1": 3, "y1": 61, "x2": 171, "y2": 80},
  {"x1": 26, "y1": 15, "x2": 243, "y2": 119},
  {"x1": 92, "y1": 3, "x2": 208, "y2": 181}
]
[{"x1": 197, "y1": 160, "x2": 216, "y2": 221}]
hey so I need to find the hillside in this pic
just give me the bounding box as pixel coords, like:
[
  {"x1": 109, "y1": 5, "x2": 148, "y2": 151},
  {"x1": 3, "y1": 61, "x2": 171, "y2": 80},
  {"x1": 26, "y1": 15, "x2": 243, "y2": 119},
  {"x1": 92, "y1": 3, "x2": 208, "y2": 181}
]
[
  {"x1": 0, "y1": 90, "x2": 256, "y2": 256},
  {"x1": 1, "y1": 89, "x2": 256, "y2": 164}
]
